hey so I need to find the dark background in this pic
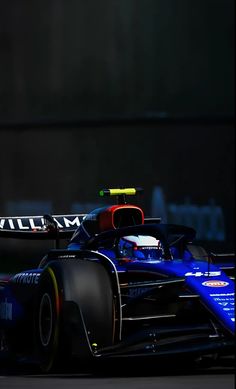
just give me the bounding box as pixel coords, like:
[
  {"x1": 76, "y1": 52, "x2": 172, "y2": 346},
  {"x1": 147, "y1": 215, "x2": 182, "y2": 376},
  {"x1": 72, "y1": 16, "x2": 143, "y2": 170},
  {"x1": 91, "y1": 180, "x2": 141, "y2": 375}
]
[
  {"x1": 0, "y1": 0, "x2": 235, "y2": 269},
  {"x1": 0, "y1": 0, "x2": 234, "y2": 120}
]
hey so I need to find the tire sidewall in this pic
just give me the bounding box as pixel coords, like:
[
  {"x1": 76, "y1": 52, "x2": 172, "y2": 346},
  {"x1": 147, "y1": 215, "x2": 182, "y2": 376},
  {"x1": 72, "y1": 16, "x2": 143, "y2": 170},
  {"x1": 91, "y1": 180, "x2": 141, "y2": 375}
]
[{"x1": 34, "y1": 266, "x2": 60, "y2": 372}]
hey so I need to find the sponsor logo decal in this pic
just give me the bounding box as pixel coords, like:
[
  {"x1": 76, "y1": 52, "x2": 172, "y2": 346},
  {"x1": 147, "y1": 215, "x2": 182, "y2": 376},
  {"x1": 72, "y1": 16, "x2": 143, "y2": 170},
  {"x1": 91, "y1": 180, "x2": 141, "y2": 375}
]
[
  {"x1": 55, "y1": 254, "x2": 78, "y2": 259},
  {"x1": 218, "y1": 302, "x2": 234, "y2": 307},
  {"x1": 210, "y1": 292, "x2": 234, "y2": 297},
  {"x1": 0, "y1": 216, "x2": 82, "y2": 230},
  {"x1": 0, "y1": 298, "x2": 12, "y2": 320},
  {"x1": 185, "y1": 271, "x2": 221, "y2": 277},
  {"x1": 85, "y1": 213, "x2": 97, "y2": 221},
  {"x1": 210, "y1": 293, "x2": 235, "y2": 318},
  {"x1": 128, "y1": 287, "x2": 150, "y2": 298},
  {"x1": 12, "y1": 272, "x2": 41, "y2": 284},
  {"x1": 214, "y1": 298, "x2": 234, "y2": 302},
  {"x1": 202, "y1": 280, "x2": 229, "y2": 287}
]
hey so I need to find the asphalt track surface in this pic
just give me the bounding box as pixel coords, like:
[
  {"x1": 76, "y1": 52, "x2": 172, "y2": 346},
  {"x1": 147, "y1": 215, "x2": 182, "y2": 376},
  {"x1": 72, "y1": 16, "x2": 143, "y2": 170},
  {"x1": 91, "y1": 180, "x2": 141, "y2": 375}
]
[{"x1": 0, "y1": 357, "x2": 235, "y2": 389}]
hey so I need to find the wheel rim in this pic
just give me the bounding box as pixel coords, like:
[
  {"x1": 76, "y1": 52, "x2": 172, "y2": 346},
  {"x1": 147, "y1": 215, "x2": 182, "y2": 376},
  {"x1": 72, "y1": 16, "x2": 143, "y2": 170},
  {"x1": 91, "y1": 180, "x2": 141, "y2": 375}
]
[{"x1": 39, "y1": 293, "x2": 53, "y2": 347}]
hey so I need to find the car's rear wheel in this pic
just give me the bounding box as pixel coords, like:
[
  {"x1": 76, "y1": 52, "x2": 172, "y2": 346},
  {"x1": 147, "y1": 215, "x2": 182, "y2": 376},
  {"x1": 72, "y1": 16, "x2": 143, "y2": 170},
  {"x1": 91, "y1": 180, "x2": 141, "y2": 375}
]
[{"x1": 34, "y1": 267, "x2": 60, "y2": 372}]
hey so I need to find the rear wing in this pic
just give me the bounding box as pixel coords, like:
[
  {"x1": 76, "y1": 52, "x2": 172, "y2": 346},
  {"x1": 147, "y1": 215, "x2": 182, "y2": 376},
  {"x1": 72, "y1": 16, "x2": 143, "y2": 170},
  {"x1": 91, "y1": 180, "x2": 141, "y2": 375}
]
[
  {"x1": 0, "y1": 214, "x2": 161, "y2": 240},
  {"x1": 0, "y1": 214, "x2": 86, "y2": 240}
]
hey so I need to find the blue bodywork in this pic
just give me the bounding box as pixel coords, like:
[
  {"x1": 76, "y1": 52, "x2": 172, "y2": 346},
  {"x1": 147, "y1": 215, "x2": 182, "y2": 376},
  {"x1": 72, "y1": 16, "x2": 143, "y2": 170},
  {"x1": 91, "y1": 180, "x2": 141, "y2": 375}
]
[
  {"x1": 119, "y1": 259, "x2": 234, "y2": 334},
  {"x1": 0, "y1": 194, "x2": 235, "y2": 367},
  {"x1": 67, "y1": 206, "x2": 235, "y2": 337},
  {"x1": 68, "y1": 242, "x2": 235, "y2": 335}
]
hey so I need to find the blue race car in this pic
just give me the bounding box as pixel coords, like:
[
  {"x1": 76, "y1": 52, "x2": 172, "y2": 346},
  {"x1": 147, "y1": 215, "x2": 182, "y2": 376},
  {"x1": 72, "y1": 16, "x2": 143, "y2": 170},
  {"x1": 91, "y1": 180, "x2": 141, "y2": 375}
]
[{"x1": 0, "y1": 188, "x2": 235, "y2": 372}]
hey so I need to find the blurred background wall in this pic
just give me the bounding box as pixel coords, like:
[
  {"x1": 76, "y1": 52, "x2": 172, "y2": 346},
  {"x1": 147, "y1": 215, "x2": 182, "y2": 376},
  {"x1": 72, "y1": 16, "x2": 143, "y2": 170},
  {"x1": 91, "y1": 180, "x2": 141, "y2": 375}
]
[
  {"x1": 0, "y1": 0, "x2": 234, "y2": 120},
  {"x1": 0, "y1": 0, "x2": 235, "y2": 268}
]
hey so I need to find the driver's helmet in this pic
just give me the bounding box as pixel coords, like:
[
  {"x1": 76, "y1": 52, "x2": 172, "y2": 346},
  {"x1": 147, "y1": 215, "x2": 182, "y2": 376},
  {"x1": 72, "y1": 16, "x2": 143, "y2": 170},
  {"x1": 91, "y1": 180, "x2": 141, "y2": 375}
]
[{"x1": 118, "y1": 235, "x2": 163, "y2": 260}]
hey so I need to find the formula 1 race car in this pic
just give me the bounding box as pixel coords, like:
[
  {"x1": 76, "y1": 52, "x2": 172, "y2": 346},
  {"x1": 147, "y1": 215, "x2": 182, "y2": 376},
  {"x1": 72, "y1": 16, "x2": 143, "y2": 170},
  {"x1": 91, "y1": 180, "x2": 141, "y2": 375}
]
[{"x1": 0, "y1": 188, "x2": 235, "y2": 372}]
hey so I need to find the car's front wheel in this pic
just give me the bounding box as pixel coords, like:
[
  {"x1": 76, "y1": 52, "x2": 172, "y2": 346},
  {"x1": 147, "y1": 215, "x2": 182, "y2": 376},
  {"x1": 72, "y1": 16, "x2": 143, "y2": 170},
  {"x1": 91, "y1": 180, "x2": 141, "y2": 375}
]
[{"x1": 34, "y1": 259, "x2": 116, "y2": 373}]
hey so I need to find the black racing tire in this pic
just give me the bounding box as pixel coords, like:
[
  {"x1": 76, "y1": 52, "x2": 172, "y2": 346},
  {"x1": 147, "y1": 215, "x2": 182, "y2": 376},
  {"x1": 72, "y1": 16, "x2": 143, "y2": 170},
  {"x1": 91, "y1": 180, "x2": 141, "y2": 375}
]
[{"x1": 34, "y1": 259, "x2": 115, "y2": 373}]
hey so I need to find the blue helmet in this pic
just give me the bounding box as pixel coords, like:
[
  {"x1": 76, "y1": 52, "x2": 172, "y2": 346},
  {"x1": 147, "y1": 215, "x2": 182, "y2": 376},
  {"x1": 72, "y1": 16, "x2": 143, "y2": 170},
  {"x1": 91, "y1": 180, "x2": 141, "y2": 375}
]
[{"x1": 118, "y1": 235, "x2": 163, "y2": 260}]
